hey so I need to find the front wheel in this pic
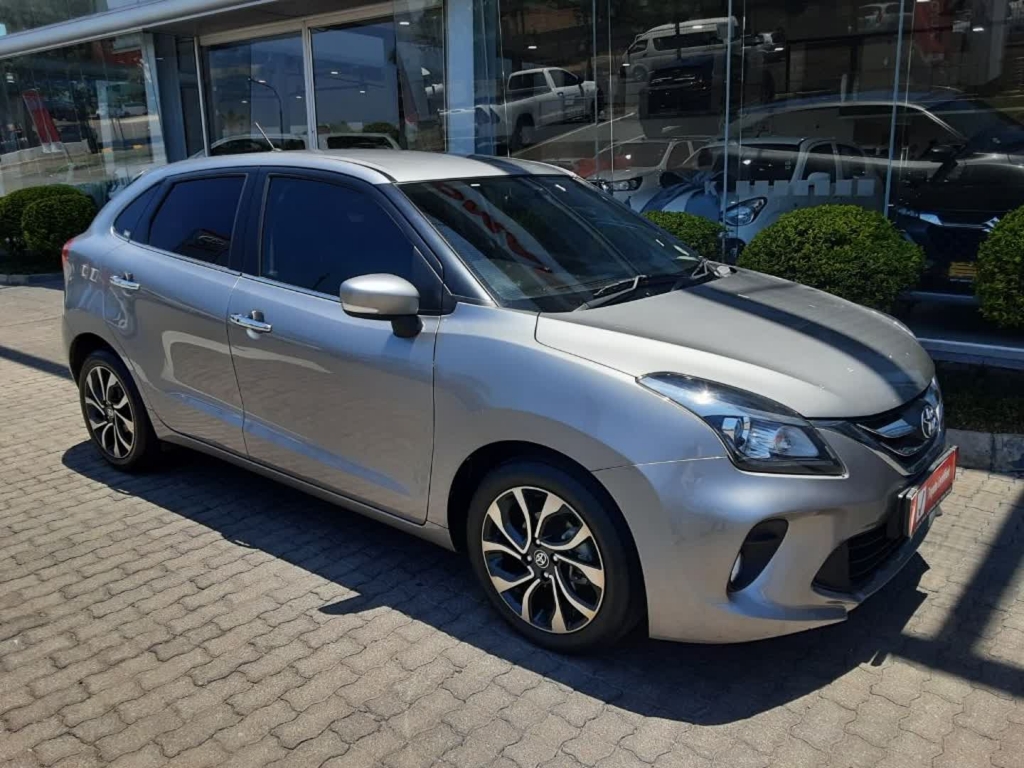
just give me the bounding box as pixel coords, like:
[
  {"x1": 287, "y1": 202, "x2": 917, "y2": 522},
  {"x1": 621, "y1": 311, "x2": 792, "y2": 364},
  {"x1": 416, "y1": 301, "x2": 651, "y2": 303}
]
[
  {"x1": 466, "y1": 460, "x2": 644, "y2": 652},
  {"x1": 78, "y1": 349, "x2": 159, "y2": 471}
]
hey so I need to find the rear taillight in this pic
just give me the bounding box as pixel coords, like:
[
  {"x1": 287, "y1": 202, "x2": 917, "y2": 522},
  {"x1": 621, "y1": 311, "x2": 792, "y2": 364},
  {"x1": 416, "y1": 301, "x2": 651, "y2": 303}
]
[{"x1": 61, "y1": 238, "x2": 75, "y2": 281}]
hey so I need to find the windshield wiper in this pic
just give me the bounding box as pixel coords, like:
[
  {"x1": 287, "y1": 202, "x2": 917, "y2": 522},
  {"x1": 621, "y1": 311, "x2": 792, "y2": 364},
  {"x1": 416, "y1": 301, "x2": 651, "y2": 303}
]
[
  {"x1": 572, "y1": 260, "x2": 723, "y2": 312},
  {"x1": 573, "y1": 274, "x2": 676, "y2": 311}
]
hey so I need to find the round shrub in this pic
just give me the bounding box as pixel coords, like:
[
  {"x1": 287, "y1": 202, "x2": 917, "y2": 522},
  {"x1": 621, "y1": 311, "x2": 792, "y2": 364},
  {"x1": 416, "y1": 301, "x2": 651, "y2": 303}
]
[
  {"x1": 21, "y1": 194, "x2": 97, "y2": 269},
  {"x1": 643, "y1": 210, "x2": 724, "y2": 260},
  {"x1": 737, "y1": 205, "x2": 924, "y2": 311},
  {"x1": 976, "y1": 205, "x2": 1024, "y2": 329},
  {"x1": 0, "y1": 184, "x2": 91, "y2": 254}
]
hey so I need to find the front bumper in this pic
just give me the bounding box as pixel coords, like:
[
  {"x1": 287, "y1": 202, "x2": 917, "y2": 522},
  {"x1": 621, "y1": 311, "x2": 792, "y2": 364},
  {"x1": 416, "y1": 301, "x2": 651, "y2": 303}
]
[{"x1": 596, "y1": 428, "x2": 946, "y2": 643}]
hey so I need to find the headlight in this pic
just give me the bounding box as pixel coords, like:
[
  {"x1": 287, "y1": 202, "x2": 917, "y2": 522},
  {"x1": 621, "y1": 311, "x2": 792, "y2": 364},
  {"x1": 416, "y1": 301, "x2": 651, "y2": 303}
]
[
  {"x1": 722, "y1": 197, "x2": 767, "y2": 227},
  {"x1": 638, "y1": 373, "x2": 845, "y2": 476},
  {"x1": 596, "y1": 177, "x2": 642, "y2": 192}
]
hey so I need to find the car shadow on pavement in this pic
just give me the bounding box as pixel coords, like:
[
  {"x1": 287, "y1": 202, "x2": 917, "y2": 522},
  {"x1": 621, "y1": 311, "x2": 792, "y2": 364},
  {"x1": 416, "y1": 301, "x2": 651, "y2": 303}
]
[{"x1": 63, "y1": 440, "x2": 938, "y2": 725}]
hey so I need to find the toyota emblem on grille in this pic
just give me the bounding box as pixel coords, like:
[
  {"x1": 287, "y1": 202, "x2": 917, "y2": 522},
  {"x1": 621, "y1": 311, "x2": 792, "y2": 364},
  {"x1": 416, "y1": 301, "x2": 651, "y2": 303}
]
[{"x1": 921, "y1": 404, "x2": 939, "y2": 439}]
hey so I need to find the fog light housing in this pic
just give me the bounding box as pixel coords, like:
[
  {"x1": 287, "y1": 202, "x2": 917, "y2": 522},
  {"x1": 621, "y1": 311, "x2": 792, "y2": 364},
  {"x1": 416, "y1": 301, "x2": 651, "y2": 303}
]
[{"x1": 728, "y1": 519, "x2": 788, "y2": 592}]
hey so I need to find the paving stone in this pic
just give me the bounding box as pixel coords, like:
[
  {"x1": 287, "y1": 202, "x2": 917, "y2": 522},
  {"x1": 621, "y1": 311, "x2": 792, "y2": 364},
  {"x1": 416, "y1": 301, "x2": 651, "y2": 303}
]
[{"x1": 2, "y1": 284, "x2": 1022, "y2": 768}]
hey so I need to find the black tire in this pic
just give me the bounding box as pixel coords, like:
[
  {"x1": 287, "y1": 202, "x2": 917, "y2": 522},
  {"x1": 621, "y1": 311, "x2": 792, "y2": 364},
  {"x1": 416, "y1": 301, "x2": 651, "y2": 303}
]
[
  {"x1": 466, "y1": 459, "x2": 644, "y2": 653},
  {"x1": 78, "y1": 349, "x2": 160, "y2": 472}
]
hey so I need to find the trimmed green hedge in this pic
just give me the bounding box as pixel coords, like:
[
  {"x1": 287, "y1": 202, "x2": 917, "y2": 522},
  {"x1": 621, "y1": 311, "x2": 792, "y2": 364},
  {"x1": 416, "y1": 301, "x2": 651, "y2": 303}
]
[
  {"x1": 0, "y1": 184, "x2": 92, "y2": 255},
  {"x1": 22, "y1": 194, "x2": 97, "y2": 269},
  {"x1": 642, "y1": 210, "x2": 724, "y2": 261},
  {"x1": 737, "y1": 205, "x2": 924, "y2": 311},
  {"x1": 976, "y1": 205, "x2": 1024, "y2": 329}
]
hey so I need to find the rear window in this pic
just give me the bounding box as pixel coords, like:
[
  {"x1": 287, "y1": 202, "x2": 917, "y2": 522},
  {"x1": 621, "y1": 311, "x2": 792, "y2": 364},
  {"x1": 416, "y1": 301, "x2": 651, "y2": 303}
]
[{"x1": 148, "y1": 176, "x2": 245, "y2": 266}]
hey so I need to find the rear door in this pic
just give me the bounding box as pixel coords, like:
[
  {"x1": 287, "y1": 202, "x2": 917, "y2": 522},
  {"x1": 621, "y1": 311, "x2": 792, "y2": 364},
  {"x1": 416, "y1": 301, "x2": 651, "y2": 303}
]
[
  {"x1": 101, "y1": 170, "x2": 253, "y2": 455},
  {"x1": 226, "y1": 170, "x2": 441, "y2": 522}
]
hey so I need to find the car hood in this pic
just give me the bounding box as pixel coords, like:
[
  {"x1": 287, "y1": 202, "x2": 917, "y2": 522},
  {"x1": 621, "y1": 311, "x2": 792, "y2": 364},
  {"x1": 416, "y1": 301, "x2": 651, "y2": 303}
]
[{"x1": 535, "y1": 269, "x2": 933, "y2": 419}]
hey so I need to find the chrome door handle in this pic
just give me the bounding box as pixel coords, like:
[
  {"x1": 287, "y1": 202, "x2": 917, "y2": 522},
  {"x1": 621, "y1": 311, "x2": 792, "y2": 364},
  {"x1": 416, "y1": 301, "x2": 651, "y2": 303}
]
[
  {"x1": 110, "y1": 274, "x2": 140, "y2": 291},
  {"x1": 230, "y1": 312, "x2": 273, "y2": 334}
]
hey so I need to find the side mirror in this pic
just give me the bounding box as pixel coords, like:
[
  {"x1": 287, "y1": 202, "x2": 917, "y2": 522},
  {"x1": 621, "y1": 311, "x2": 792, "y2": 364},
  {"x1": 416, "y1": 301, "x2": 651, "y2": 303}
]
[
  {"x1": 340, "y1": 273, "x2": 422, "y2": 338},
  {"x1": 806, "y1": 171, "x2": 832, "y2": 185}
]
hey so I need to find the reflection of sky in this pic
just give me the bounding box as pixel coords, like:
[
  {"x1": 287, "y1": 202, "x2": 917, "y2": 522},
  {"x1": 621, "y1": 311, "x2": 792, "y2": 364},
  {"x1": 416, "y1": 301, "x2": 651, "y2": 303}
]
[{"x1": 312, "y1": 25, "x2": 398, "y2": 131}]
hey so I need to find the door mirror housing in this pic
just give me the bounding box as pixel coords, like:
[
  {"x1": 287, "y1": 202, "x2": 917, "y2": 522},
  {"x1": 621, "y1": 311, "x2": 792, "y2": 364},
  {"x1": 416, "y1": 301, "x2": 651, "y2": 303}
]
[
  {"x1": 340, "y1": 273, "x2": 422, "y2": 338},
  {"x1": 806, "y1": 171, "x2": 832, "y2": 186}
]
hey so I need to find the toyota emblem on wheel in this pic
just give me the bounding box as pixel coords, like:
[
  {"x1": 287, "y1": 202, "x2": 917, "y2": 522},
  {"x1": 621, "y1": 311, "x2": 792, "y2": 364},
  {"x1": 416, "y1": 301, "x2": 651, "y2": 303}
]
[{"x1": 921, "y1": 404, "x2": 939, "y2": 439}]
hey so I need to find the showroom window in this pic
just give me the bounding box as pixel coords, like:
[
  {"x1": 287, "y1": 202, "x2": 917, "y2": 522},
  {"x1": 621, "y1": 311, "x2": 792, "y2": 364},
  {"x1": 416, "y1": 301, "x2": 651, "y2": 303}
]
[
  {"x1": 463, "y1": 0, "x2": 1024, "y2": 341},
  {"x1": 0, "y1": 33, "x2": 165, "y2": 197}
]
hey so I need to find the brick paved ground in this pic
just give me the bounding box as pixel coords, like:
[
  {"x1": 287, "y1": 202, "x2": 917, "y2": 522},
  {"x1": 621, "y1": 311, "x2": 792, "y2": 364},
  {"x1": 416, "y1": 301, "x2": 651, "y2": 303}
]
[{"x1": 1, "y1": 282, "x2": 1023, "y2": 768}]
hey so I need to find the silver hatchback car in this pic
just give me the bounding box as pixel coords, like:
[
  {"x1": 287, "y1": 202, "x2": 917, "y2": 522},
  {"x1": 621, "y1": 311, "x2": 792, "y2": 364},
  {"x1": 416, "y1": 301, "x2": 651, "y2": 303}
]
[{"x1": 63, "y1": 150, "x2": 956, "y2": 652}]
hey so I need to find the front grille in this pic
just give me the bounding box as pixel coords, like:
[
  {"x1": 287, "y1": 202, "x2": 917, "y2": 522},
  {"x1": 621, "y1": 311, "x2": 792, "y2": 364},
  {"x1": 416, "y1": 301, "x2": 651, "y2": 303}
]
[
  {"x1": 814, "y1": 516, "x2": 905, "y2": 593},
  {"x1": 841, "y1": 380, "x2": 944, "y2": 474}
]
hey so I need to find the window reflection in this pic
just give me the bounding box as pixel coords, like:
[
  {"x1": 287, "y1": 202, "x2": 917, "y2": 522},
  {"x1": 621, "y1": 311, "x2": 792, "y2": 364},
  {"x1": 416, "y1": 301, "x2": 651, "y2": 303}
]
[
  {"x1": 204, "y1": 34, "x2": 307, "y2": 155},
  {"x1": 0, "y1": 33, "x2": 164, "y2": 196}
]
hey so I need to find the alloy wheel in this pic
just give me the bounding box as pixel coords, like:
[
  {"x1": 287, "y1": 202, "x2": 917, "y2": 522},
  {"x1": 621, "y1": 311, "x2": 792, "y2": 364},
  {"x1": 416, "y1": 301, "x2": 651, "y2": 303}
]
[
  {"x1": 83, "y1": 365, "x2": 135, "y2": 459},
  {"x1": 480, "y1": 486, "x2": 605, "y2": 634}
]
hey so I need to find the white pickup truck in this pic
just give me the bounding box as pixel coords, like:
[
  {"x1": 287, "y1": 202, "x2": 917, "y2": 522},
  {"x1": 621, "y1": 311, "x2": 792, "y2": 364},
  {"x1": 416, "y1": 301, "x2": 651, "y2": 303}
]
[{"x1": 495, "y1": 67, "x2": 600, "y2": 150}]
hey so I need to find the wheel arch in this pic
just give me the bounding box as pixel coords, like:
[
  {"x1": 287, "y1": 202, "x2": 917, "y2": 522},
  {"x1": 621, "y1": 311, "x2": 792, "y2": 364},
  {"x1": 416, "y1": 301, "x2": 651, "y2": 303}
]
[
  {"x1": 445, "y1": 440, "x2": 647, "y2": 607},
  {"x1": 69, "y1": 332, "x2": 119, "y2": 383}
]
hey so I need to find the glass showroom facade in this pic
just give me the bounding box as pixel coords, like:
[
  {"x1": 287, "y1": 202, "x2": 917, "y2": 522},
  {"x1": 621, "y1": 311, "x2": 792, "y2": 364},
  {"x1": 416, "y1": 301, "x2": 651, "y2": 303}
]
[{"x1": 0, "y1": 0, "x2": 1022, "y2": 339}]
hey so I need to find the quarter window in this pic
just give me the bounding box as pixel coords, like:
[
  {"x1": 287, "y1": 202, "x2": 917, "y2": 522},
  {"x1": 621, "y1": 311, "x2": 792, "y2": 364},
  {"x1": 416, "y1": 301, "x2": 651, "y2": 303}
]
[
  {"x1": 148, "y1": 176, "x2": 244, "y2": 265},
  {"x1": 260, "y1": 176, "x2": 430, "y2": 303},
  {"x1": 113, "y1": 185, "x2": 159, "y2": 241}
]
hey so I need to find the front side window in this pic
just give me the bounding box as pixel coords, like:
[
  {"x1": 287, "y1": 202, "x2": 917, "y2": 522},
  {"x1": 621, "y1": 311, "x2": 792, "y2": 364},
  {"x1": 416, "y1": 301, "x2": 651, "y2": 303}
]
[
  {"x1": 549, "y1": 69, "x2": 580, "y2": 88},
  {"x1": 401, "y1": 175, "x2": 703, "y2": 312},
  {"x1": 260, "y1": 177, "x2": 425, "y2": 300},
  {"x1": 148, "y1": 176, "x2": 244, "y2": 265},
  {"x1": 802, "y1": 144, "x2": 837, "y2": 182}
]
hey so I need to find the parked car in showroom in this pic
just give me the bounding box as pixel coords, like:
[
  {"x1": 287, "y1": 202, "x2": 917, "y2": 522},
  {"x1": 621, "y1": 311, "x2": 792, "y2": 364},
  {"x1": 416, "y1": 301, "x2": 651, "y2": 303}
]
[
  {"x1": 643, "y1": 137, "x2": 883, "y2": 259},
  {"x1": 584, "y1": 138, "x2": 705, "y2": 210},
  {"x1": 896, "y1": 129, "x2": 1024, "y2": 295},
  {"x1": 64, "y1": 150, "x2": 954, "y2": 651},
  {"x1": 497, "y1": 67, "x2": 600, "y2": 150},
  {"x1": 632, "y1": 18, "x2": 778, "y2": 139},
  {"x1": 731, "y1": 90, "x2": 1021, "y2": 189}
]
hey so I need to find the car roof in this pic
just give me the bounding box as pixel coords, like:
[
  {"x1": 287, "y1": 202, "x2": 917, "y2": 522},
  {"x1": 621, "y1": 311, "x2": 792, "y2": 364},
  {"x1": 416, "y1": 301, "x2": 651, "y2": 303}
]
[
  {"x1": 145, "y1": 150, "x2": 574, "y2": 185},
  {"x1": 705, "y1": 136, "x2": 810, "y2": 147}
]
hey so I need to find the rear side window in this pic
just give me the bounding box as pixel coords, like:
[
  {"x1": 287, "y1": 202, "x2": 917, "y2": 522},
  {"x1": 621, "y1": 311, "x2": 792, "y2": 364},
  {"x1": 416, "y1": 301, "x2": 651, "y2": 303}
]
[
  {"x1": 149, "y1": 176, "x2": 244, "y2": 265},
  {"x1": 113, "y1": 185, "x2": 159, "y2": 241}
]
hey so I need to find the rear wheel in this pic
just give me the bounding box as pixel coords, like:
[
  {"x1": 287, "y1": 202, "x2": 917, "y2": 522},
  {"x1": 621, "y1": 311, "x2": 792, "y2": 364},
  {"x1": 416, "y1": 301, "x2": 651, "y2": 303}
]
[
  {"x1": 78, "y1": 349, "x2": 159, "y2": 471},
  {"x1": 467, "y1": 460, "x2": 643, "y2": 652}
]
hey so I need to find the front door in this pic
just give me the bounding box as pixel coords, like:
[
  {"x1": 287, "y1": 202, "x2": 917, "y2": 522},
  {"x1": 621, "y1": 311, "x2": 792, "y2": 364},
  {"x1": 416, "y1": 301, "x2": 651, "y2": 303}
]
[
  {"x1": 102, "y1": 170, "x2": 254, "y2": 455},
  {"x1": 226, "y1": 170, "x2": 441, "y2": 522}
]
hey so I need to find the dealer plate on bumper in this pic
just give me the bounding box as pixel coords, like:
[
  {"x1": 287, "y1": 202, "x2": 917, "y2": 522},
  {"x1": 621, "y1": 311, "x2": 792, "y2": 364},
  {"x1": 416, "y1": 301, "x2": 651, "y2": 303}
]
[{"x1": 902, "y1": 446, "x2": 958, "y2": 537}]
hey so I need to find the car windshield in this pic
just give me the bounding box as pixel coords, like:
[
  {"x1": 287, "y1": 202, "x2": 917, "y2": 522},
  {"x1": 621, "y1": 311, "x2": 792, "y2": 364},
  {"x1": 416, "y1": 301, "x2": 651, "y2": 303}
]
[
  {"x1": 931, "y1": 98, "x2": 1024, "y2": 142},
  {"x1": 610, "y1": 141, "x2": 670, "y2": 167},
  {"x1": 400, "y1": 175, "x2": 703, "y2": 312},
  {"x1": 684, "y1": 143, "x2": 796, "y2": 183}
]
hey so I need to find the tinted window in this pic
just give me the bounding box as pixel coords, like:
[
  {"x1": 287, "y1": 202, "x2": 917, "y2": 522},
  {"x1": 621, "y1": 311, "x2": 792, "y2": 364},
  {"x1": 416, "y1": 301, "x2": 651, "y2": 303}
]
[
  {"x1": 508, "y1": 72, "x2": 548, "y2": 92},
  {"x1": 803, "y1": 144, "x2": 837, "y2": 181},
  {"x1": 149, "y1": 177, "x2": 244, "y2": 265},
  {"x1": 113, "y1": 185, "x2": 159, "y2": 241},
  {"x1": 652, "y1": 31, "x2": 722, "y2": 51},
  {"x1": 549, "y1": 70, "x2": 579, "y2": 88},
  {"x1": 838, "y1": 144, "x2": 870, "y2": 179},
  {"x1": 261, "y1": 177, "x2": 423, "y2": 300}
]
